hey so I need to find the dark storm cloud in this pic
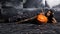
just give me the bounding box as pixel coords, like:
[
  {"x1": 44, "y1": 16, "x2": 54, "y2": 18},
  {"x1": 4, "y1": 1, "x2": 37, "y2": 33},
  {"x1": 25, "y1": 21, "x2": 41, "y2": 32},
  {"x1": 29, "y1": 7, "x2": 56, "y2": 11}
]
[{"x1": 23, "y1": 0, "x2": 44, "y2": 8}]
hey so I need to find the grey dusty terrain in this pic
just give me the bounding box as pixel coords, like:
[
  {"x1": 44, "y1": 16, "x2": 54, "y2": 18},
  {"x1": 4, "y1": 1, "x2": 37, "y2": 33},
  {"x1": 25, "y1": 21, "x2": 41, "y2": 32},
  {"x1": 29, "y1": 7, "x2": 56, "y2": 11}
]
[{"x1": 0, "y1": 23, "x2": 60, "y2": 34}]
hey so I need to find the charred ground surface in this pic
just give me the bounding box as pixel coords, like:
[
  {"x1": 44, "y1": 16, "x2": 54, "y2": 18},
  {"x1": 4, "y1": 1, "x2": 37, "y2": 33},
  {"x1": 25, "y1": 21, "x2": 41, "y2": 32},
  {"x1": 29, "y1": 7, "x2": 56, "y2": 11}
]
[{"x1": 0, "y1": 23, "x2": 60, "y2": 34}]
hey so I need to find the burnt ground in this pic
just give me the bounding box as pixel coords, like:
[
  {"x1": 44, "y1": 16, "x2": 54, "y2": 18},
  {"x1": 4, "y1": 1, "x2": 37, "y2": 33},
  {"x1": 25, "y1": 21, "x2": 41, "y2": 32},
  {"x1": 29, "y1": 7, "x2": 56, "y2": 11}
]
[{"x1": 0, "y1": 22, "x2": 60, "y2": 34}]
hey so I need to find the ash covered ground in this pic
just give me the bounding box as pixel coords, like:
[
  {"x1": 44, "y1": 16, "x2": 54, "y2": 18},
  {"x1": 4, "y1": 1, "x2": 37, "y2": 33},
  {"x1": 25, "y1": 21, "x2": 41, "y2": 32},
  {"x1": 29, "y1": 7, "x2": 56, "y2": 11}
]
[{"x1": 0, "y1": 23, "x2": 60, "y2": 34}]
